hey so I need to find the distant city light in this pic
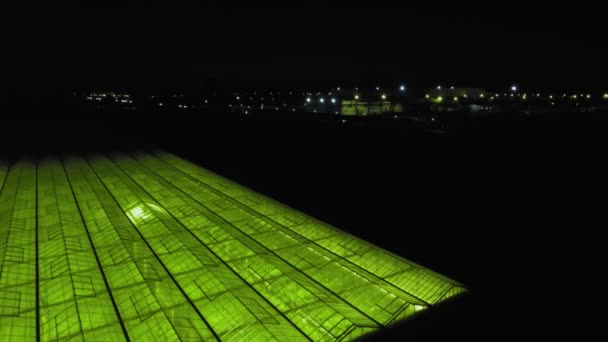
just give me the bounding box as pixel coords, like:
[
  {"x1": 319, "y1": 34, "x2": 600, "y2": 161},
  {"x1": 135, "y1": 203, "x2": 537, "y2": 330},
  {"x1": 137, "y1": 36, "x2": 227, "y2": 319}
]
[
  {"x1": 425, "y1": 94, "x2": 430, "y2": 99},
  {"x1": 306, "y1": 98, "x2": 311, "y2": 103},
  {"x1": 320, "y1": 98, "x2": 325, "y2": 103},
  {"x1": 480, "y1": 94, "x2": 484, "y2": 98},
  {"x1": 376, "y1": 87, "x2": 380, "y2": 90},
  {"x1": 159, "y1": 103, "x2": 163, "y2": 106},
  {"x1": 453, "y1": 97, "x2": 458, "y2": 101},
  {"x1": 400, "y1": 85, "x2": 406, "y2": 91},
  {"x1": 355, "y1": 95, "x2": 360, "y2": 100},
  {"x1": 236, "y1": 96, "x2": 240, "y2": 100},
  {"x1": 604, "y1": 93, "x2": 608, "y2": 99},
  {"x1": 331, "y1": 98, "x2": 336, "y2": 104},
  {"x1": 450, "y1": 86, "x2": 454, "y2": 90},
  {"x1": 381, "y1": 94, "x2": 387, "y2": 100},
  {"x1": 437, "y1": 85, "x2": 442, "y2": 90},
  {"x1": 511, "y1": 85, "x2": 518, "y2": 92},
  {"x1": 437, "y1": 96, "x2": 443, "y2": 102},
  {"x1": 586, "y1": 94, "x2": 591, "y2": 99}
]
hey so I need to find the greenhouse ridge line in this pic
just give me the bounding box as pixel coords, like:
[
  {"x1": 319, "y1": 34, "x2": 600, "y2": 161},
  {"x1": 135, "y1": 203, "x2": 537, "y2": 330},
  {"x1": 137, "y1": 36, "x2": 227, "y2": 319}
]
[
  {"x1": 0, "y1": 153, "x2": 466, "y2": 341},
  {"x1": 104, "y1": 154, "x2": 313, "y2": 341},
  {"x1": 34, "y1": 165, "x2": 39, "y2": 342},
  {"x1": 148, "y1": 152, "x2": 446, "y2": 305},
  {"x1": 60, "y1": 160, "x2": 131, "y2": 341},
  {"x1": 84, "y1": 156, "x2": 223, "y2": 341},
  {"x1": 114, "y1": 153, "x2": 387, "y2": 332},
  {"x1": 119, "y1": 152, "x2": 386, "y2": 327}
]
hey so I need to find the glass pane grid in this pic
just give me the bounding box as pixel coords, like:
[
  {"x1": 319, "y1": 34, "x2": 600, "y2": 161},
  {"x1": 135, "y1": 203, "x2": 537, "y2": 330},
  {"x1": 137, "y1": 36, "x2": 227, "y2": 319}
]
[{"x1": 0, "y1": 153, "x2": 466, "y2": 341}]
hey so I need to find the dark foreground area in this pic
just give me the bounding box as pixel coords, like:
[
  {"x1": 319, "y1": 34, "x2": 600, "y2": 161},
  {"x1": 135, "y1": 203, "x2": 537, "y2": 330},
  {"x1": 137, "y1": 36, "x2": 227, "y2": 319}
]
[{"x1": 2, "y1": 107, "x2": 606, "y2": 340}]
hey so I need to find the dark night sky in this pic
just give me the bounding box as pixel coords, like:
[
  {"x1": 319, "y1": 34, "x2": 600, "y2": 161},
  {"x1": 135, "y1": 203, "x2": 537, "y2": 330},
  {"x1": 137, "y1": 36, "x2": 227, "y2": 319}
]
[{"x1": 3, "y1": 5, "x2": 607, "y2": 90}]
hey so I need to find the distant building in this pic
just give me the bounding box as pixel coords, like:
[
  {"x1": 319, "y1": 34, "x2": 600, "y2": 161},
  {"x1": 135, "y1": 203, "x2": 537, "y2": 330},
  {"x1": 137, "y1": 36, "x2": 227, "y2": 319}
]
[
  {"x1": 341, "y1": 100, "x2": 404, "y2": 116},
  {"x1": 427, "y1": 88, "x2": 486, "y2": 99}
]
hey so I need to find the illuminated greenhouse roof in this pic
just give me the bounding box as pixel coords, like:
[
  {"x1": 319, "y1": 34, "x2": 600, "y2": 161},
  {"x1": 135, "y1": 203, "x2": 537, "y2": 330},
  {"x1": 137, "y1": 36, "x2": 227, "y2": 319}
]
[{"x1": 0, "y1": 152, "x2": 465, "y2": 341}]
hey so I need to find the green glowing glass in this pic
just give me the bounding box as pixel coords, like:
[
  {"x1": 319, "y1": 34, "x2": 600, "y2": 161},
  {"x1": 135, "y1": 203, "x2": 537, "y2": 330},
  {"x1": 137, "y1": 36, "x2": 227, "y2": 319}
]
[{"x1": 0, "y1": 153, "x2": 465, "y2": 341}]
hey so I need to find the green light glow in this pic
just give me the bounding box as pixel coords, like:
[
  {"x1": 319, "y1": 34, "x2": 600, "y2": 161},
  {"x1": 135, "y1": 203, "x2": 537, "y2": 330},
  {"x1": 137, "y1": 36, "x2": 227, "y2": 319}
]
[
  {"x1": 431, "y1": 96, "x2": 443, "y2": 103},
  {"x1": 0, "y1": 153, "x2": 466, "y2": 341}
]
